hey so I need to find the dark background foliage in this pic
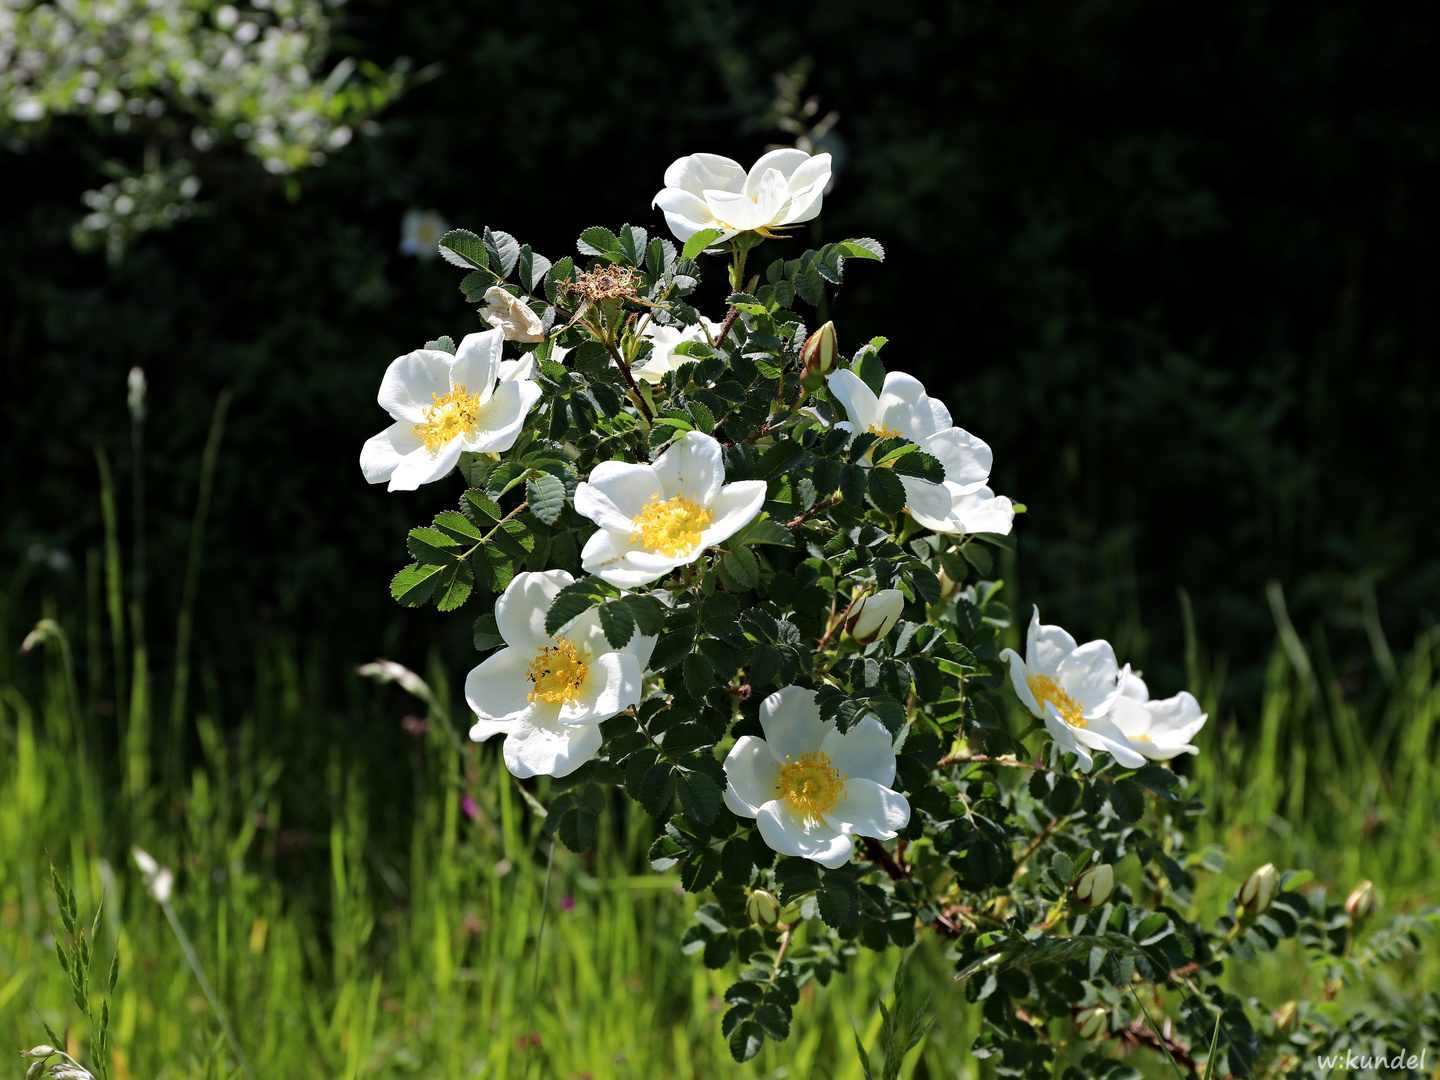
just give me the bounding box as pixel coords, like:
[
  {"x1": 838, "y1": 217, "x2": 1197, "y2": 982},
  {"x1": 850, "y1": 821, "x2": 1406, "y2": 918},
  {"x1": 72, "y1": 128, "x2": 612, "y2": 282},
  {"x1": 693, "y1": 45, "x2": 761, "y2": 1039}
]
[{"x1": 4, "y1": 0, "x2": 1436, "y2": 722}]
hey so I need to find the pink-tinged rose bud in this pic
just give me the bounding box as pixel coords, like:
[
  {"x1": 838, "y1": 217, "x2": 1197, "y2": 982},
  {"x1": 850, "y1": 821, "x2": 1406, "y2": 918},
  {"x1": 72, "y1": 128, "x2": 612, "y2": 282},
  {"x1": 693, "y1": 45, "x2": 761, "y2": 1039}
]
[
  {"x1": 1072, "y1": 863, "x2": 1114, "y2": 907},
  {"x1": 746, "y1": 888, "x2": 781, "y2": 928},
  {"x1": 800, "y1": 321, "x2": 838, "y2": 383},
  {"x1": 1237, "y1": 863, "x2": 1278, "y2": 915},
  {"x1": 845, "y1": 589, "x2": 904, "y2": 645},
  {"x1": 1074, "y1": 1005, "x2": 1108, "y2": 1040},
  {"x1": 1344, "y1": 879, "x2": 1376, "y2": 921}
]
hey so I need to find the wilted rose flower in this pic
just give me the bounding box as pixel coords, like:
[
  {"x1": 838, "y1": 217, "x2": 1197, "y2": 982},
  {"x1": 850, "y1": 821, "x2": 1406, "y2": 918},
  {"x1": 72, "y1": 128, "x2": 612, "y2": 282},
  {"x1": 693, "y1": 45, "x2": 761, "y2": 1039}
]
[{"x1": 480, "y1": 286, "x2": 545, "y2": 342}]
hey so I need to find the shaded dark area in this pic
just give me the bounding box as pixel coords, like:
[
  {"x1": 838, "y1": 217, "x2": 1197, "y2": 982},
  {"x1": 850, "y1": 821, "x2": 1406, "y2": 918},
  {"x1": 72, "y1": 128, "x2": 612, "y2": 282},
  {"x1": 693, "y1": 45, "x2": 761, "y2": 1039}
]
[{"x1": 4, "y1": 0, "x2": 1436, "y2": 727}]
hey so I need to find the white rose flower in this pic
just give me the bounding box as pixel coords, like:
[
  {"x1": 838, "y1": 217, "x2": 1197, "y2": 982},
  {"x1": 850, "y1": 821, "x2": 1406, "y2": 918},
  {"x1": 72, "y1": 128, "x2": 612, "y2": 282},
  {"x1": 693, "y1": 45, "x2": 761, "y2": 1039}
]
[
  {"x1": 574, "y1": 431, "x2": 766, "y2": 588},
  {"x1": 998, "y1": 608, "x2": 1145, "y2": 774},
  {"x1": 466, "y1": 571, "x2": 656, "y2": 779},
  {"x1": 632, "y1": 317, "x2": 723, "y2": 384},
  {"x1": 360, "y1": 328, "x2": 542, "y2": 492},
  {"x1": 826, "y1": 369, "x2": 994, "y2": 525},
  {"x1": 399, "y1": 208, "x2": 448, "y2": 259},
  {"x1": 846, "y1": 589, "x2": 905, "y2": 645},
  {"x1": 480, "y1": 285, "x2": 545, "y2": 342},
  {"x1": 723, "y1": 686, "x2": 910, "y2": 869},
  {"x1": 930, "y1": 484, "x2": 1016, "y2": 537},
  {"x1": 500, "y1": 343, "x2": 570, "y2": 385},
  {"x1": 652, "y1": 149, "x2": 833, "y2": 244},
  {"x1": 1107, "y1": 666, "x2": 1208, "y2": 760}
]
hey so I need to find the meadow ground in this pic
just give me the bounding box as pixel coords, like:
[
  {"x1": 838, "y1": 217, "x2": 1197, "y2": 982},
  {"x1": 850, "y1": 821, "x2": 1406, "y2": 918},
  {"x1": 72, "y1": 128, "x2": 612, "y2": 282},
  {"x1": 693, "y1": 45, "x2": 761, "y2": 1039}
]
[{"x1": 1, "y1": 574, "x2": 1436, "y2": 1078}]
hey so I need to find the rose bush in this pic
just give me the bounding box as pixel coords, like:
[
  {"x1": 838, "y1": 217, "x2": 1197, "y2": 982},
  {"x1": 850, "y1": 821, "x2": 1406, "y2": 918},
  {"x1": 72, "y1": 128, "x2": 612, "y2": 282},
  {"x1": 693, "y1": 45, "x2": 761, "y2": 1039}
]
[{"x1": 363, "y1": 150, "x2": 1437, "y2": 1072}]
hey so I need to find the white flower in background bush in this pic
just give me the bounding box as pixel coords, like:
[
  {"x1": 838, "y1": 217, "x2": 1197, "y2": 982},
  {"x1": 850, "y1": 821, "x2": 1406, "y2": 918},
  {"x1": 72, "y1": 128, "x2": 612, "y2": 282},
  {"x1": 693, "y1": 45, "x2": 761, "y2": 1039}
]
[
  {"x1": 574, "y1": 431, "x2": 766, "y2": 587},
  {"x1": 466, "y1": 571, "x2": 655, "y2": 779},
  {"x1": 132, "y1": 847, "x2": 174, "y2": 903},
  {"x1": 480, "y1": 286, "x2": 545, "y2": 342},
  {"x1": 360, "y1": 328, "x2": 541, "y2": 492},
  {"x1": 632, "y1": 317, "x2": 723, "y2": 384},
  {"x1": 1108, "y1": 666, "x2": 1208, "y2": 760},
  {"x1": 999, "y1": 608, "x2": 1144, "y2": 773},
  {"x1": 846, "y1": 589, "x2": 904, "y2": 644},
  {"x1": 826, "y1": 369, "x2": 994, "y2": 525},
  {"x1": 399, "y1": 209, "x2": 449, "y2": 259},
  {"x1": 653, "y1": 149, "x2": 832, "y2": 243},
  {"x1": 723, "y1": 686, "x2": 910, "y2": 868}
]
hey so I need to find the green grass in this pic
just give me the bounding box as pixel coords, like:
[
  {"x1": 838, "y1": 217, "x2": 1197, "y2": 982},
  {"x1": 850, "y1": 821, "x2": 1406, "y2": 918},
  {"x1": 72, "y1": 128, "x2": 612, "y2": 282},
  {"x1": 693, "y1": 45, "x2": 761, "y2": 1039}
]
[{"x1": 2, "y1": 529, "x2": 1435, "y2": 1078}]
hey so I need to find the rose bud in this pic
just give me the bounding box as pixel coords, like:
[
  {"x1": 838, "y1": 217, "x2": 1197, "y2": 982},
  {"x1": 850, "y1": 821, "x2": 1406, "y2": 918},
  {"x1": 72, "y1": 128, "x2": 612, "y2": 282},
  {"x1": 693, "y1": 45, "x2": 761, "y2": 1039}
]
[
  {"x1": 1071, "y1": 863, "x2": 1115, "y2": 907},
  {"x1": 1344, "y1": 879, "x2": 1376, "y2": 921},
  {"x1": 800, "y1": 321, "x2": 838, "y2": 379},
  {"x1": 1271, "y1": 1000, "x2": 1299, "y2": 1033},
  {"x1": 1237, "y1": 863, "x2": 1278, "y2": 916},
  {"x1": 1074, "y1": 1005, "x2": 1108, "y2": 1040},
  {"x1": 745, "y1": 888, "x2": 781, "y2": 928},
  {"x1": 845, "y1": 589, "x2": 904, "y2": 645}
]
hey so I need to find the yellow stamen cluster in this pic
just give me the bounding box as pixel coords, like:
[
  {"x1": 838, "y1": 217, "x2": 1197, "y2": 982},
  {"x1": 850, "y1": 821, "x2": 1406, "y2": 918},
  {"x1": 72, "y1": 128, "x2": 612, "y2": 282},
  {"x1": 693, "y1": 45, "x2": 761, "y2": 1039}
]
[
  {"x1": 868, "y1": 423, "x2": 903, "y2": 439},
  {"x1": 775, "y1": 751, "x2": 846, "y2": 821},
  {"x1": 631, "y1": 494, "x2": 712, "y2": 557},
  {"x1": 1027, "y1": 673, "x2": 1086, "y2": 728},
  {"x1": 525, "y1": 638, "x2": 589, "y2": 705},
  {"x1": 413, "y1": 385, "x2": 482, "y2": 452}
]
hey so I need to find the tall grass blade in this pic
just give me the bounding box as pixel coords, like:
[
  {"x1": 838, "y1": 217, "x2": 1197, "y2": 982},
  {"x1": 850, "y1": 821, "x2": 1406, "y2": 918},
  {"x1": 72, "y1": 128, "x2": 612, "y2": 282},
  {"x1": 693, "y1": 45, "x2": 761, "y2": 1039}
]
[{"x1": 168, "y1": 389, "x2": 231, "y2": 777}]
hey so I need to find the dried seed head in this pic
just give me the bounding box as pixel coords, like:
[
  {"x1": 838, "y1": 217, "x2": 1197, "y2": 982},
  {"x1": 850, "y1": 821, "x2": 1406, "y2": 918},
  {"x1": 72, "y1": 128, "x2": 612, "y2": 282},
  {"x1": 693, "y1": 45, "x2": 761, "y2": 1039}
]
[{"x1": 568, "y1": 264, "x2": 639, "y2": 302}]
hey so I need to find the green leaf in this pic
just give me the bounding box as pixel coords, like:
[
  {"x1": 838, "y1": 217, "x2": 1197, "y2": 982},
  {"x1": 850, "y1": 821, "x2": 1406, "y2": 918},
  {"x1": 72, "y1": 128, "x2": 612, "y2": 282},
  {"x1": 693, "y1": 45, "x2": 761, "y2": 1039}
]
[
  {"x1": 544, "y1": 256, "x2": 575, "y2": 303},
  {"x1": 483, "y1": 227, "x2": 521, "y2": 278},
  {"x1": 433, "y1": 509, "x2": 481, "y2": 543},
  {"x1": 407, "y1": 526, "x2": 459, "y2": 564},
  {"x1": 598, "y1": 599, "x2": 636, "y2": 649},
  {"x1": 774, "y1": 857, "x2": 820, "y2": 903},
  {"x1": 866, "y1": 469, "x2": 906, "y2": 514},
  {"x1": 621, "y1": 593, "x2": 666, "y2": 636},
  {"x1": 681, "y1": 846, "x2": 721, "y2": 892},
  {"x1": 676, "y1": 770, "x2": 723, "y2": 823},
  {"x1": 718, "y1": 547, "x2": 761, "y2": 591},
  {"x1": 682, "y1": 652, "x2": 714, "y2": 699},
  {"x1": 728, "y1": 1019, "x2": 764, "y2": 1063},
  {"x1": 519, "y1": 245, "x2": 552, "y2": 292},
  {"x1": 473, "y1": 613, "x2": 503, "y2": 650},
  {"x1": 618, "y1": 224, "x2": 648, "y2": 266},
  {"x1": 955, "y1": 931, "x2": 1149, "y2": 982},
  {"x1": 434, "y1": 560, "x2": 474, "y2": 612},
  {"x1": 888, "y1": 450, "x2": 944, "y2": 483},
  {"x1": 438, "y1": 228, "x2": 488, "y2": 270},
  {"x1": 835, "y1": 237, "x2": 885, "y2": 261},
  {"x1": 544, "y1": 577, "x2": 613, "y2": 637},
  {"x1": 423, "y1": 335, "x2": 457, "y2": 354},
  {"x1": 463, "y1": 489, "x2": 503, "y2": 522},
  {"x1": 525, "y1": 473, "x2": 567, "y2": 525},
  {"x1": 390, "y1": 562, "x2": 446, "y2": 606},
  {"x1": 960, "y1": 542, "x2": 993, "y2": 577},
  {"x1": 682, "y1": 228, "x2": 724, "y2": 261},
  {"x1": 754, "y1": 1001, "x2": 791, "y2": 1041},
  {"x1": 577, "y1": 226, "x2": 623, "y2": 260}
]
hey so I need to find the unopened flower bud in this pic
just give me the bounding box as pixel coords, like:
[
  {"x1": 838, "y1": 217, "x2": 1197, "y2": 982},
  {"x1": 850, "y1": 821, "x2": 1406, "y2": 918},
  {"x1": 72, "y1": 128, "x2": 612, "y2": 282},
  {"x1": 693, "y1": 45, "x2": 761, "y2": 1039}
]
[
  {"x1": 745, "y1": 888, "x2": 781, "y2": 928},
  {"x1": 26, "y1": 1061, "x2": 45, "y2": 1080},
  {"x1": 21, "y1": 1046, "x2": 57, "y2": 1059},
  {"x1": 937, "y1": 567, "x2": 963, "y2": 602},
  {"x1": 127, "y1": 366, "x2": 147, "y2": 422},
  {"x1": 800, "y1": 321, "x2": 838, "y2": 381},
  {"x1": 846, "y1": 589, "x2": 904, "y2": 645},
  {"x1": 1237, "y1": 863, "x2": 1278, "y2": 916},
  {"x1": 1271, "y1": 1000, "x2": 1299, "y2": 1032},
  {"x1": 1344, "y1": 879, "x2": 1376, "y2": 921},
  {"x1": 1072, "y1": 863, "x2": 1114, "y2": 907},
  {"x1": 1074, "y1": 1005, "x2": 1108, "y2": 1040}
]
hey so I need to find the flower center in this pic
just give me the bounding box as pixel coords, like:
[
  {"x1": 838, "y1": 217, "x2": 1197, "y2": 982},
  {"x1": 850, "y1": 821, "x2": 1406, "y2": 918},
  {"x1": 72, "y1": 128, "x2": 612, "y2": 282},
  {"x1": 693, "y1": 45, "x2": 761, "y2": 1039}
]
[
  {"x1": 414, "y1": 385, "x2": 482, "y2": 453},
  {"x1": 630, "y1": 494, "x2": 713, "y2": 557},
  {"x1": 775, "y1": 751, "x2": 846, "y2": 822},
  {"x1": 1027, "y1": 673, "x2": 1086, "y2": 728},
  {"x1": 525, "y1": 638, "x2": 590, "y2": 705},
  {"x1": 868, "y1": 423, "x2": 903, "y2": 439}
]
